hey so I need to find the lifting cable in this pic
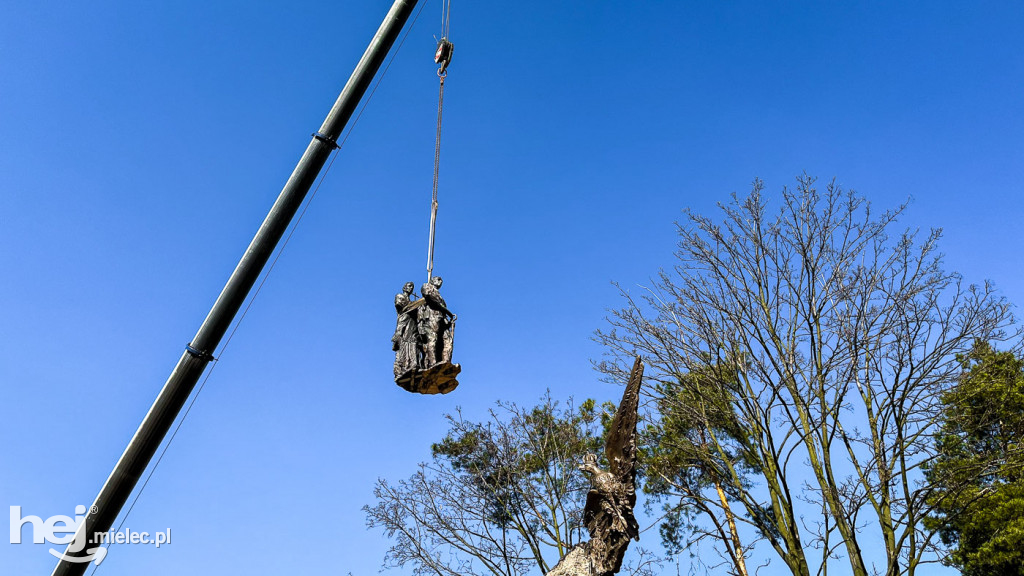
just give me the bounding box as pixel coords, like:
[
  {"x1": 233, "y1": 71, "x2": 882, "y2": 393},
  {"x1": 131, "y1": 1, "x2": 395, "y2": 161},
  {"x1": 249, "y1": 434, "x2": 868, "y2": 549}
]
[{"x1": 427, "y1": 0, "x2": 453, "y2": 281}]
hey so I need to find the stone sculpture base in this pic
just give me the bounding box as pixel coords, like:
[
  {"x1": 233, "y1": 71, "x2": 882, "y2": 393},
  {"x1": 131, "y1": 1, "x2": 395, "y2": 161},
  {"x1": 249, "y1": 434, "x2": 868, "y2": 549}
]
[{"x1": 395, "y1": 362, "x2": 461, "y2": 395}]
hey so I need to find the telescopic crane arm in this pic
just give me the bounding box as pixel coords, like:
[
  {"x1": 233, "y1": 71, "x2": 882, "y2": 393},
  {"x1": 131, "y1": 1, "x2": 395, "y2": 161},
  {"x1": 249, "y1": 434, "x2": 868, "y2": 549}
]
[{"x1": 51, "y1": 2, "x2": 420, "y2": 574}]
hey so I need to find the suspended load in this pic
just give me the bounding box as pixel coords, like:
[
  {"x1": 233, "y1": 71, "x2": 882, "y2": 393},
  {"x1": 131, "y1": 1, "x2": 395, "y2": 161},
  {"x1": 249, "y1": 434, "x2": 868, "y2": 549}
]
[
  {"x1": 391, "y1": 277, "x2": 460, "y2": 394},
  {"x1": 390, "y1": 3, "x2": 460, "y2": 395}
]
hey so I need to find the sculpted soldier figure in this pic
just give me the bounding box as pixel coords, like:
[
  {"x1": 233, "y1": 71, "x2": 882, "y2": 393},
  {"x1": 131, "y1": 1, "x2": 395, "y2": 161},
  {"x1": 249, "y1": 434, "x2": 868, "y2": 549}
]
[
  {"x1": 419, "y1": 275, "x2": 455, "y2": 367},
  {"x1": 390, "y1": 276, "x2": 460, "y2": 395},
  {"x1": 392, "y1": 282, "x2": 423, "y2": 377}
]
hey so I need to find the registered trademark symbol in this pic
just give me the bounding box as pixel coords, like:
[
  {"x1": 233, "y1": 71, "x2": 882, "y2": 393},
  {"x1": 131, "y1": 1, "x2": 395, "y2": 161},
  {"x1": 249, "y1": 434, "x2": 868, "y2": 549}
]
[{"x1": 91, "y1": 505, "x2": 98, "y2": 514}]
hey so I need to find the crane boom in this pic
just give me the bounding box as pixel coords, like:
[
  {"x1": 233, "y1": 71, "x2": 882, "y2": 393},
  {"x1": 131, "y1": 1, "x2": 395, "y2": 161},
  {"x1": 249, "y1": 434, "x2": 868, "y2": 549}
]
[{"x1": 51, "y1": 2, "x2": 420, "y2": 574}]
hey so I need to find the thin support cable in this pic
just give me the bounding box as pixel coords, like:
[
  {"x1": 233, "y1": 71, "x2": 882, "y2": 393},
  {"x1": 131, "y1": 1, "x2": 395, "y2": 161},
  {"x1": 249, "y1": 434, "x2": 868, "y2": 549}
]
[
  {"x1": 426, "y1": 73, "x2": 445, "y2": 281},
  {"x1": 443, "y1": 0, "x2": 452, "y2": 38}
]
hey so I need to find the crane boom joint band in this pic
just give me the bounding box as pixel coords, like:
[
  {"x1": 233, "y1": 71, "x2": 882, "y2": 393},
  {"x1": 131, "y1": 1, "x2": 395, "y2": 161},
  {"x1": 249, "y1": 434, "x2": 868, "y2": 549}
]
[
  {"x1": 312, "y1": 131, "x2": 340, "y2": 150},
  {"x1": 185, "y1": 343, "x2": 216, "y2": 363}
]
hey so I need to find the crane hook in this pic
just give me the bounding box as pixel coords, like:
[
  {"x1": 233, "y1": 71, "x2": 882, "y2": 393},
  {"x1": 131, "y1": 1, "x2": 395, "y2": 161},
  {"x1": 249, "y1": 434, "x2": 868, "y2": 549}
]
[{"x1": 435, "y1": 37, "x2": 454, "y2": 76}]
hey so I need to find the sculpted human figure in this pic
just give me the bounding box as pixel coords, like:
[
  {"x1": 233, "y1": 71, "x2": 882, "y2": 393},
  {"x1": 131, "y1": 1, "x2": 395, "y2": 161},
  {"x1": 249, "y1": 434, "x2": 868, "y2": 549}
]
[
  {"x1": 419, "y1": 275, "x2": 455, "y2": 367},
  {"x1": 391, "y1": 276, "x2": 461, "y2": 394},
  {"x1": 392, "y1": 282, "x2": 422, "y2": 377}
]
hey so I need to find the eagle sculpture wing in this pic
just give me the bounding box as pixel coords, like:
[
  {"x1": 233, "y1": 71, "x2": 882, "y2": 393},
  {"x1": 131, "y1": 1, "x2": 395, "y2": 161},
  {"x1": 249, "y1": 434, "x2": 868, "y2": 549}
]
[
  {"x1": 605, "y1": 357, "x2": 643, "y2": 492},
  {"x1": 581, "y1": 357, "x2": 644, "y2": 555}
]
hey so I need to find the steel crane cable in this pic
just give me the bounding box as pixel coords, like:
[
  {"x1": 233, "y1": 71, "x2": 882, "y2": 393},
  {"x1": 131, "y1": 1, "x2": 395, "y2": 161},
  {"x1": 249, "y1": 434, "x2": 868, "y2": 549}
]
[
  {"x1": 441, "y1": 0, "x2": 451, "y2": 38},
  {"x1": 426, "y1": 71, "x2": 445, "y2": 281},
  {"x1": 426, "y1": 0, "x2": 452, "y2": 281}
]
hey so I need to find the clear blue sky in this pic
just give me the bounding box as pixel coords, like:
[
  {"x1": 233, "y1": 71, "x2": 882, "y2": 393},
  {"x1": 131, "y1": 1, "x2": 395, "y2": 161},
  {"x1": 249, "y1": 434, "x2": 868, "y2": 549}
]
[{"x1": 2, "y1": 1, "x2": 1022, "y2": 574}]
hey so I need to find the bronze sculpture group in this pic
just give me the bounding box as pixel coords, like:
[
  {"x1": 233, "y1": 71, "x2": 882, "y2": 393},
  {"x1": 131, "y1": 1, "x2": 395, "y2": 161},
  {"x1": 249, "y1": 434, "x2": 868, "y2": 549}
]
[{"x1": 391, "y1": 277, "x2": 460, "y2": 394}]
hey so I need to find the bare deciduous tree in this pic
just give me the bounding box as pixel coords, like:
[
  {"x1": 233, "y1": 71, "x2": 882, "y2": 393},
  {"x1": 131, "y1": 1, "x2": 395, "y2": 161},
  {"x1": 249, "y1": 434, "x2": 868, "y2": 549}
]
[
  {"x1": 597, "y1": 176, "x2": 1017, "y2": 576},
  {"x1": 366, "y1": 396, "x2": 658, "y2": 576}
]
